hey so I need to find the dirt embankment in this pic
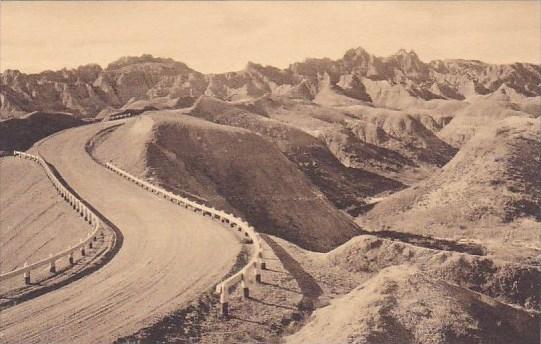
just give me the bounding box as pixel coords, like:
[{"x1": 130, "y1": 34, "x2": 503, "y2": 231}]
[
  {"x1": 0, "y1": 157, "x2": 90, "y2": 272},
  {"x1": 286, "y1": 265, "x2": 539, "y2": 344},
  {"x1": 1, "y1": 122, "x2": 241, "y2": 344},
  {"x1": 326, "y1": 235, "x2": 540, "y2": 310}
]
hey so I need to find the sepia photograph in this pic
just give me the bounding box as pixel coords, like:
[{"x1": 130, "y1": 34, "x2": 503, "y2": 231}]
[{"x1": 0, "y1": 1, "x2": 539, "y2": 343}]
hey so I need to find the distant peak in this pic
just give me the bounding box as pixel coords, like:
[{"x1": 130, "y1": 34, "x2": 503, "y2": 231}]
[
  {"x1": 344, "y1": 46, "x2": 371, "y2": 58},
  {"x1": 1, "y1": 69, "x2": 23, "y2": 76},
  {"x1": 351, "y1": 46, "x2": 369, "y2": 54},
  {"x1": 393, "y1": 49, "x2": 418, "y2": 58},
  {"x1": 245, "y1": 61, "x2": 263, "y2": 70},
  {"x1": 106, "y1": 54, "x2": 190, "y2": 71}
]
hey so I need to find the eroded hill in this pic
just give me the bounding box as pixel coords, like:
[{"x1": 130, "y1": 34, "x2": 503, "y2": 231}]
[
  {"x1": 358, "y1": 116, "x2": 541, "y2": 258},
  {"x1": 190, "y1": 96, "x2": 404, "y2": 212},
  {"x1": 202, "y1": 95, "x2": 456, "y2": 185},
  {"x1": 92, "y1": 113, "x2": 361, "y2": 251}
]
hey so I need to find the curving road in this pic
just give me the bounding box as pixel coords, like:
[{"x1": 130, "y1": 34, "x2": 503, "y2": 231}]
[{"x1": 0, "y1": 122, "x2": 241, "y2": 344}]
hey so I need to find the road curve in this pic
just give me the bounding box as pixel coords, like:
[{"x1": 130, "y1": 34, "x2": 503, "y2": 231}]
[{"x1": 0, "y1": 122, "x2": 241, "y2": 344}]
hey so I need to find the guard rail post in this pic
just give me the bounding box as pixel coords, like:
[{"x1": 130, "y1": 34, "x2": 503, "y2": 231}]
[
  {"x1": 49, "y1": 254, "x2": 56, "y2": 273},
  {"x1": 24, "y1": 263, "x2": 30, "y2": 284},
  {"x1": 253, "y1": 261, "x2": 261, "y2": 283},
  {"x1": 220, "y1": 284, "x2": 229, "y2": 317},
  {"x1": 258, "y1": 251, "x2": 266, "y2": 270},
  {"x1": 241, "y1": 273, "x2": 250, "y2": 299}
]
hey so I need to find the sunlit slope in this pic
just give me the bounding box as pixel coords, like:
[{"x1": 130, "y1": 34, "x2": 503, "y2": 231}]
[
  {"x1": 359, "y1": 116, "x2": 541, "y2": 242},
  {"x1": 286, "y1": 266, "x2": 539, "y2": 344},
  {"x1": 0, "y1": 157, "x2": 89, "y2": 272}
]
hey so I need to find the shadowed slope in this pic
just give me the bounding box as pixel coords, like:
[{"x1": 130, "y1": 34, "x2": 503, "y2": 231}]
[
  {"x1": 0, "y1": 112, "x2": 84, "y2": 152},
  {"x1": 240, "y1": 95, "x2": 456, "y2": 183},
  {"x1": 190, "y1": 96, "x2": 404, "y2": 213}
]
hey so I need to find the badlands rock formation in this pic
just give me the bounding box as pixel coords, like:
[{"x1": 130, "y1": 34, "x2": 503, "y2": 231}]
[
  {"x1": 2, "y1": 48, "x2": 539, "y2": 119},
  {"x1": 359, "y1": 116, "x2": 541, "y2": 245}
]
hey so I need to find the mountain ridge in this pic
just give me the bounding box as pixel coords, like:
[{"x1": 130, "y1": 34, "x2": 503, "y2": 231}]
[{"x1": 2, "y1": 46, "x2": 540, "y2": 119}]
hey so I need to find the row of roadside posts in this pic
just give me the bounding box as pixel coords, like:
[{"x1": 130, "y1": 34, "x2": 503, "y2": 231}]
[{"x1": 104, "y1": 162, "x2": 267, "y2": 317}]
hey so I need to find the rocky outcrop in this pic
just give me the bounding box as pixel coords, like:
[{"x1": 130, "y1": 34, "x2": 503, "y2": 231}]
[{"x1": 0, "y1": 55, "x2": 207, "y2": 119}]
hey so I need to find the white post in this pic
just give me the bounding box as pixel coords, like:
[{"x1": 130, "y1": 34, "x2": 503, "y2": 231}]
[
  {"x1": 24, "y1": 262, "x2": 30, "y2": 284},
  {"x1": 49, "y1": 253, "x2": 56, "y2": 273},
  {"x1": 241, "y1": 273, "x2": 250, "y2": 299},
  {"x1": 253, "y1": 261, "x2": 261, "y2": 283},
  {"x1": 258, "y1": 251, "x2": 266, "y2": 270},
  {"x1": 220, "y1": 283, "x2": 229, "y2": 316}
]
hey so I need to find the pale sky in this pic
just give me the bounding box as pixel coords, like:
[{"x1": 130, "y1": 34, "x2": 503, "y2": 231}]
[{"x1": 1, "y1": 1, "x2": 540, "y2": 74}]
